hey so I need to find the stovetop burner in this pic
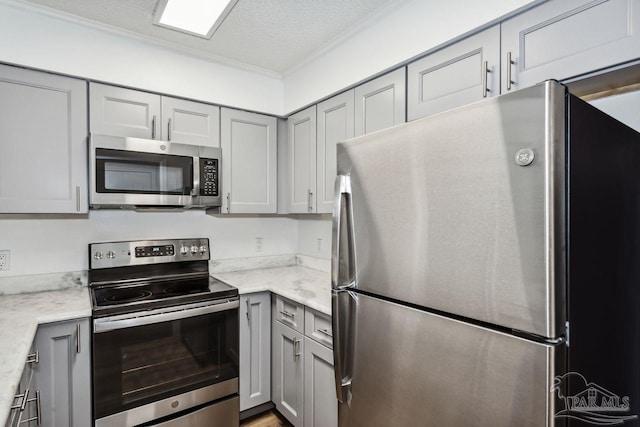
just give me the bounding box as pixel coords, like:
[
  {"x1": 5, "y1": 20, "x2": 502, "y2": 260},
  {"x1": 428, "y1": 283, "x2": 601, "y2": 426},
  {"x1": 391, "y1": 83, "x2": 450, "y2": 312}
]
[
  {"x1": 89, "y1": 238, "x2": 238, "y2": 318},
  {"x1": 91, "y1": 276, "x2": 237, "y2": 317},
  {"x1": 103, "y1": 290, "x2": 153, "y2": 304}
]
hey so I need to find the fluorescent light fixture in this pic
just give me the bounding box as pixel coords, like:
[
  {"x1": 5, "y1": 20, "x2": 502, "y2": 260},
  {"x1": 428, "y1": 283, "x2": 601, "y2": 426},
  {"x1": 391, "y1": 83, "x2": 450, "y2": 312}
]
[{"x1": 154, "y1": 0, "x2": 238, "y2": 39}]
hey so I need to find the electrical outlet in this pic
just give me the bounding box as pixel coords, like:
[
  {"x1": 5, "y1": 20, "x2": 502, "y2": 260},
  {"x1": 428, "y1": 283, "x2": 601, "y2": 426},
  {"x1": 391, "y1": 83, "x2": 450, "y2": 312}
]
[
  {"x1": 0, "y1": 250, "x2": 10, "y2": 271},
  {"x1": 316, "y1": 238, "x2": 323, "y2": 253},
  {"x1": 255, "y1": 237, "x2": 263, "y2": 252}
]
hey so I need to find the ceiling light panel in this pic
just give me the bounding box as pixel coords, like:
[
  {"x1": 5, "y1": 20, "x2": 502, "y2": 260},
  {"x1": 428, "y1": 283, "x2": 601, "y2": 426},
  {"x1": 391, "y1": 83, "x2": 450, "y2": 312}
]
[{"x1": 154, "y1": 0, "x2": 238, "y2": 39}]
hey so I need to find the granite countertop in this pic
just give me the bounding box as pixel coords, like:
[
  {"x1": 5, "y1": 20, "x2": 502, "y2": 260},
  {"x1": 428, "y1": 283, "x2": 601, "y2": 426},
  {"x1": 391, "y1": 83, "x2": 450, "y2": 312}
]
[
  {"x1": 214, "y1": 265, "x2": 331, "y2": 315},
  {"x1": 0, "y1": 285, "x2": 91, "y2": 426},
  {"x1": 0, "y1": 258, "x2": 330, "y2": 425}
]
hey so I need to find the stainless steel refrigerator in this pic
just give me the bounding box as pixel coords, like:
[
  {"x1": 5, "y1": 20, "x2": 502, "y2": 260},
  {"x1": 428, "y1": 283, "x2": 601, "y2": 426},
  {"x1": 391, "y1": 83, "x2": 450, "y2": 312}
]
[{"x1": 331, "y1": 80, "x2": 640, "y2": 427}]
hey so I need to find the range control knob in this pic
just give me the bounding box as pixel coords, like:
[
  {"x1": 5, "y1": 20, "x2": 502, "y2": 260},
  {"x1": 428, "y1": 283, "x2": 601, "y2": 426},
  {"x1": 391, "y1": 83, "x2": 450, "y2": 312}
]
[
  {"x1": 199, "y1": 245, "x2": 207, "y2": 254},
  {"x1": 106, "y1": 251, "x2": 116, "y2": 259},
  {"x1": 180, "y1": 246, "x2": 189, "y2": 256},
  {"x1": 190, "y1": 245, "x2": 198, "y2": 255},
  {"x1": 94, "y1": 251, "x2": 103, "y2": 260}
]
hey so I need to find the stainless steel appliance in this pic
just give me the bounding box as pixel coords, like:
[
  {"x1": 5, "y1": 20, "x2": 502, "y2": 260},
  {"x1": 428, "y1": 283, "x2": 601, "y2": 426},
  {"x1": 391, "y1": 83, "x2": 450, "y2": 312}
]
[
  {"x1": 332, "y1": 81, "x2": 640, "y2": 427},
  {"x1": 89, "y1": 238, "x2": 239, "y2": 427},
  {"x1": 90, "y1": 134, "x2": 221, "y2": 209}
]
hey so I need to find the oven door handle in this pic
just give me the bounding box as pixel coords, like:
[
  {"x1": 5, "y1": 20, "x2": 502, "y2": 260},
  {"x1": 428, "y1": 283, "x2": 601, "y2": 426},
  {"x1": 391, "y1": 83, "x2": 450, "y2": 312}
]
[{"x1": 93, "y1": 299, "x2": 239, "y2": 333}]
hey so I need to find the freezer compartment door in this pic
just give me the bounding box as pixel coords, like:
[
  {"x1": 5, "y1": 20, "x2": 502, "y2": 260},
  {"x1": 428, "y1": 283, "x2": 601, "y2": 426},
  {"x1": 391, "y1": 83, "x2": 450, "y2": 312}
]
[
  {"x1": 335, "y1": 81, "x2": 566, "y2": 338},
  {"x1": 335, "y1": 291, "x2": 565, "y2": 427}
]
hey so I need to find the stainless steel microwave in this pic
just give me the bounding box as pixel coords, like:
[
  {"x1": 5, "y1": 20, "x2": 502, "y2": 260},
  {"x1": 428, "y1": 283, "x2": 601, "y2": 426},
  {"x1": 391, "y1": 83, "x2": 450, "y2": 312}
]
[{"x1": 89, "y1": 134, "x2": 221, "y2": 209}]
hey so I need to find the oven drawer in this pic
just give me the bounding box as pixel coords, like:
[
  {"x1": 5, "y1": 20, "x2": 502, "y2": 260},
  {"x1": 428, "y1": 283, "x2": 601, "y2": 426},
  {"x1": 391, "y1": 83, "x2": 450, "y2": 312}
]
[
  {"x1": 273, "y1": 294, "x2": 304, "y2": 333},
  {"x1": 151, "y1": 396, "x2": 239, "y2": 427}
]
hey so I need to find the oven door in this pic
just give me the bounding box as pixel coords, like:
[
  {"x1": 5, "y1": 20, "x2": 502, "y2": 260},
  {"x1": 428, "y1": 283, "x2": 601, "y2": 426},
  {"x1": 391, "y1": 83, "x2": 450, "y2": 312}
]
[{"x1": 92, "y1": 298, "x2": 239, "y2": 427}]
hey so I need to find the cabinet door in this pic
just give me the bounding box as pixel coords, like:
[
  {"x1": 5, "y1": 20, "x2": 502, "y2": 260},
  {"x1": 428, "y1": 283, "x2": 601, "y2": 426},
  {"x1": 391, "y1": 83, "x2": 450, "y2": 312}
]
[
  {"x1": 32, "y1": 319, "x2": 91, "y2": 427},
  {"x1": 501, "y1": 0, "x2": 640, "y2": 93},
  {"x1": 287, "y1": 106, "x2": 317, "y2": 213},
  {"x1": 239, "y1": 293, "x2": 271, "y2": 412},
  {"x1": 304, "y1": 337, "x2": 337, "y2": 427},
  {"x1": 407, "y1": 25, "x2": 499, "y2": 121},
  {"x1": 354, "y1": 68, "x2": 406, "y2": 136},
  {"x1": 220, "y1": 108, "x2": 278, "y2": 213},
  {"x1": 316, "y1": 90, "x2": 354, "y2": 214},
  {"x1": 0, "y1": 65, "x2": 88, "y2": 213},
  {"x1": 272, "y1": 321, "x2": 304, "y2": 427},
  {"x1": 161, "y1": 97, "x2": 220, "y2": 147},
  {"x1": 89, "y1": 82, "x2": 161, "y2": 139}
]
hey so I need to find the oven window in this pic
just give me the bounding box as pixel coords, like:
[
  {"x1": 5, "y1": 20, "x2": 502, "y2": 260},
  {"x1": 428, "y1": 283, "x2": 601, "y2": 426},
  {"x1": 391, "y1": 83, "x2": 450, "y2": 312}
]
[
  {"x1": 92, "y1": 309, "x2": 239, "y2": 420},
  {"x1": 95, "y1": 148, "x2": 193, "y2": 195}
]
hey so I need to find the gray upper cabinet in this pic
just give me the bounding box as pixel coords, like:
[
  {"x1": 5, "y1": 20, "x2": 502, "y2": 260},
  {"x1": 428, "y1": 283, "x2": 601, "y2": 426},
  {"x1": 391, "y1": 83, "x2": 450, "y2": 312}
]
[
  {"x1": 355, "y1": 68, "x2": 406, "y2": 136},
  {"x1": 407, "y1": 25, "x2": 499, "y2": 121},
  {"x1": 501, "y1": 0, "x2": 640, "y2": 93},
  {"x1": 0, "y1": 64, "x2": 88, "y2": 214},
  {"x1": 220, "y1": 108, "x2": 278, "y2": 213},
  {"x1": 90, "y1": 83, "x2": 160, "y2": 139},
  {"x1": 161, "y1": 96, "x2": 220, "y2": 147},
  {"x1": 32, "y1": 319, "x2": 91, "y2": 427},
  {"x1": 316, "y1": 90, "x2": 354, "y2": 214},
  {"x1": 239, "y1": 293, "x2": 271, "y2": 412},
  {"x1": 90, "y1": 82, "x2": 220, "y2": 147},
  {"x1": 287, "y1": 106, "x2": 317, "y2": 214}
]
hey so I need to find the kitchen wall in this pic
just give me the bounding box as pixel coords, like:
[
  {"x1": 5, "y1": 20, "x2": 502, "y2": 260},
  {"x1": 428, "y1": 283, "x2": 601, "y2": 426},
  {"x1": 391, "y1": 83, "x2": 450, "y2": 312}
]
[
  {"x1": 282, "y1": 0, "x2": 538, "y2": 113},
  {"x1": 0, "y1": 211, "x2": 298, "y2": 277},
  {"x1": 297, "y1": 215, "x2": 332, "y2": 259},
  {"x1": 0, "y1": 0, "x2": 283, "y2": 114},
  {"x1": 590, "y1": 89, "x2": 640, "y2": 133}
]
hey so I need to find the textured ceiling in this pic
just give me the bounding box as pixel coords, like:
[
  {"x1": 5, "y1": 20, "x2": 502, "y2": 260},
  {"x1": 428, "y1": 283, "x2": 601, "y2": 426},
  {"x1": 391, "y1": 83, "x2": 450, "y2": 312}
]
[{"x1": 17, "y1": 0, "x2": 399, "y2": 74}]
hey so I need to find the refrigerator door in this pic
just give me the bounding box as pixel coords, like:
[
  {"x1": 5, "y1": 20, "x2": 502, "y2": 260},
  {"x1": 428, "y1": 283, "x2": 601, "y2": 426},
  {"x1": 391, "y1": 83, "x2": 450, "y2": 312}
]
[
  {"x1": 333, "y1": 290, "x2": 565, "y2": 427},
  {"x1": 335, "y1": 81, "x2": 566, "y2": 338}
]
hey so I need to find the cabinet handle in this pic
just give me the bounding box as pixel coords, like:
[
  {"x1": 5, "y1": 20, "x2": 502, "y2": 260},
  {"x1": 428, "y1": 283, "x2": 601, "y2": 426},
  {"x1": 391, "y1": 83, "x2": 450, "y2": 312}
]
[
  {"x1": 167, "y1": 118, "x2": 172, "y2": 141},
  {"x1": 20, "y1": 390, "x2": 41, "y2": 426},
  {"x1": 318, "y1": 328, "x2": 333, "y2": 338},
  {"x1": 245, "y1": 298, "x2": 251, "y2": 322},
  {"x1": 293, "y1": 337, "x2": 301, "y2": 359},
  {"x1": 26, "y1": 351, "x2": 38, "y2": 365},
  {"x1": 226, "y1": 192, "x2": 231, "y2": 213},
  {"x1": 482, "y1": 61, "x2": 491, "y2": 98},
  {"x1": 75, "y1": 186, "x2": 81, "y2": 212},
  {"x1": 506, "y1": 52, "x2": 515, "y2": 91},
  {"x1": 280, "y1": 310, "x2": 295, "y2": 318},
  {"x1": 308, "y1": 189, "x2": 313, "y2": 212},
  {"x1": 151, "y1": 115, "x2": 157, "y2": 139},
  {"x1": 76, "y1": 323, "x2": 81, "y2": 354}
]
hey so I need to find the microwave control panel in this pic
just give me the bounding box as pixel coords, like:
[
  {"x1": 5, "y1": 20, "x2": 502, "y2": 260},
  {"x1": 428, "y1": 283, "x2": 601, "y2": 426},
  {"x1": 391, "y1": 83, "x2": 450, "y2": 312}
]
[{"x1": 199, "y1": 158, "x2": 218, "y2": 197}]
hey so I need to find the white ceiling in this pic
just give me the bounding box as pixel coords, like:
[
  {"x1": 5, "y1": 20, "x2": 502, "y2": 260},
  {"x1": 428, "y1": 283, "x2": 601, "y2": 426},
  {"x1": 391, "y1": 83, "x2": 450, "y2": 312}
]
[{"x1": 17, "y1": 0, "x2": 402, "y2": 75}]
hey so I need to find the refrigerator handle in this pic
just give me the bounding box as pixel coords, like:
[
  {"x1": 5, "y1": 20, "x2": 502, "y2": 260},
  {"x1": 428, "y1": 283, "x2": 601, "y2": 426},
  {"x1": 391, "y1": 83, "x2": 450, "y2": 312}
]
[
  {"x1": 332, "y1": 174, "x2": 356, "y2": 291},
  {"x1": 332, "y1": 289, "x2": 357, "y2": 404}
]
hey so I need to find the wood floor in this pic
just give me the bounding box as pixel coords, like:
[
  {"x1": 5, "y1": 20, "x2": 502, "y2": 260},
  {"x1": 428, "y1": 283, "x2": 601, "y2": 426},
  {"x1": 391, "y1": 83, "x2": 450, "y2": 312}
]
[{"x1": 240, "y1": 409, "x2": 293, "y2": 427}]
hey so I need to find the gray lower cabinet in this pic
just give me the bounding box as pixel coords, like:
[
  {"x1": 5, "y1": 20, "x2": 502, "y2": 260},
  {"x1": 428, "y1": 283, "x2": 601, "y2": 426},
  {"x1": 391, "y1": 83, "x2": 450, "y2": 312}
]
[
  {"x1": 272, "y1": 320, "x2": 304, "y2": 427},
  {"x1": 89, "y1": 82, "x2": 220, "y2": 147},
  {"x1": 220, "y1": 108, "x2": 278, "y2": 213},
  {"x1": 31, "y1": 319, "x2": 91, "y2": 427},
  {"x1": 5, "y1": 350, "x2": 38, "y2": 427},
  {"x1": 240, "y1": 293, "x2": 271, "y2": 412},
  {"x1": 303, "y1": 338, "x2": 337, "y2": 427},
  {"x1": 272, "y1": 296, "x2": 337, "y2": 427},
  {"x1": 407, "y1": 25, "x2": 499, "y2": 121},
  {"x1": 501, "y1": 0, "x2": 640, "y2": 93},
  {"x1": 354, "y1": 68, "x2": 406, "y2": 136},
  {"x1": 0, "y1": 64, "x2": 88, "y2": 214}
]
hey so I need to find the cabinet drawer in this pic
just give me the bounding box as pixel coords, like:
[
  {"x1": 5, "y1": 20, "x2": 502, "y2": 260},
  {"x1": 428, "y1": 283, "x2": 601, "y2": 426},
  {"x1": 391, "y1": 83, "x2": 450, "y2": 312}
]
[
  {"x1": 304, "y1": 309, "x2": 333, "y2": 349},
  {"x1": 273, "y1": 294, "x2": 305, "y2": 333}
]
